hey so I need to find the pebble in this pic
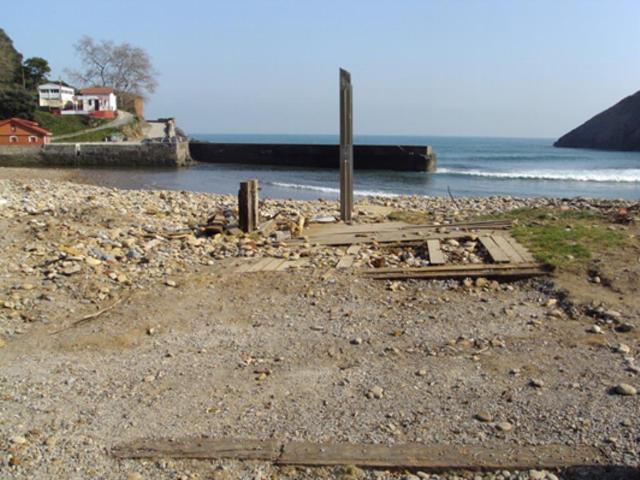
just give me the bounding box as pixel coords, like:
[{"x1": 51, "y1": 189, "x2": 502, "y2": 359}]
[
  {"x1": 367, "y1": 385, "x2": 384, "y2": 399},
  {"x1": 587, "y1": 325, "x2": 602, "y2": 334},
  {"x1": 612, "y1": 383, "x2": 637, "y2": 396},
  {"x1": 615, "y1": 343, "x2": 631, "y2": 354},
  {"x1": 495, "y1": 421, "x2": 513, "y2": 432},
  {"x1": 475, "y1": 411, "x2": 493, "y2": 422},
  {"x1": 350, "y1": 337, "x2": 363, "y2": 345},
  {"x1": 165, "y1": 279, "x2": 177, "y2": 287},
  {"x1": 530, "y1": 378, "x2": 545, "y2": 388}
]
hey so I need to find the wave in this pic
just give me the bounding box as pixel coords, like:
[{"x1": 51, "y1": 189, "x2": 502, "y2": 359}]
[
  {"x1": 437, "y1": 168, "x2": 640, "y2": 183},
  {"x1": 269, "y1": 182, "x2": 401, "y2": 198}
]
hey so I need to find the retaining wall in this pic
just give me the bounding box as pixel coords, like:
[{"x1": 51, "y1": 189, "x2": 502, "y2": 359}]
[{"x1": 0, "y1": 142, "x2": 190, "y2": 168}]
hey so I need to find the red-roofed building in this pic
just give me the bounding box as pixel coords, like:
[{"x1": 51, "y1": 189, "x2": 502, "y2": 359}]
[{"x1": 0, "y1": 118, "x2": 52, "y2": 146}]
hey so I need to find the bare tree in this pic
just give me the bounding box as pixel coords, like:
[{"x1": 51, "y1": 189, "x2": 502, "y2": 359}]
[{"x1": 66, "y1": 36, "x2": 158, "y2": 96}]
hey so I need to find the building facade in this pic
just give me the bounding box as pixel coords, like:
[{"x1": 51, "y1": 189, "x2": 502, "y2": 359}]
[
  {"x1": 0, "y1": 118, "x2": 51, "y2": 145},
  {"x1": 37, "y1": 83, "x2": 76, "y2": 109}
]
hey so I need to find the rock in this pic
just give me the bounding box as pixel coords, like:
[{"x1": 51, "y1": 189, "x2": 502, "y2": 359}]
[
  {"x1": 475, "y1": 411, "x2": 493, "y2": 422},
  {"x1": 165, "y1": 279, "x2": 177, "y2": 287},
  {"x1": 615, "y1": 323, "x2": 634, "y2": 333},
  {"x1": 612, "y1": 383, "x2": 637, "y2": 396},
  {"x1": 61, "y1": 263, "x2": 82, "y2": 275},
  {"x1": 529, "y1": 470, "x2": 546, "y2": 480},
  {"x1": 530, "y1": 378, "x2": 545, "y2": 388},
  {"x1": 10, "y1": 435, "x2": 27, "y2": 445},
  {"x1": 127, "y1": 474, "x2": 143, "y2": 480},
  {"x1": 495, "y1": 421, "x2": 513, "y2": 432},
  {"x1": 545, "y1": 298, "x2": 558, "y2": 308},
  {"x1": 416, "y1": 369, "x2": 427, "y2": 377},
  {"x1": 615, "y1": 343, "x2": 631, "y2": 354},
  {"x1": 475, "y1": 277, "x2": 488, "y2": 288},
  {"x1": 587, "y1": 325, "x2": 602, "y2": 334},
  {"x1": 350, "y1": 337, "x2": 363, "y2": 345},
  {"x1": 367, "y1": 385, "x2": 384, "y2": 399}
]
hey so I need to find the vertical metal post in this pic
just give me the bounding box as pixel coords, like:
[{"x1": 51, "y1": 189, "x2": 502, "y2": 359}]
[{"x1": 339, "y1": 68, "x2": 353, "y2": 223}]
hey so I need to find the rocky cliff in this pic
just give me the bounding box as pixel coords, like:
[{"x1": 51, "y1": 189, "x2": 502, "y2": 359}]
[{"x1": 554, "y1": 90, "x2": 640, "y2": 151}]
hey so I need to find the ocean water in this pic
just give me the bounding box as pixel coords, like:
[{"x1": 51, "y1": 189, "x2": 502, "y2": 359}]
[{"x1": 77, "y1": 135, "x2": 640, "y2": 200}]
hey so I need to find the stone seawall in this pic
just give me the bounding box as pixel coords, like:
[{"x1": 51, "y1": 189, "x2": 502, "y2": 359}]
[
  {"x1": 189, "y1": 142, "x2": 437, "y2": 172},
  {"x1": 0, "y1": 142, "x2": 191, "y2": 168}
]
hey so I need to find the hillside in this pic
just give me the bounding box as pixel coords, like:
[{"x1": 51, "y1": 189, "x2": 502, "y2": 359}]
[
  {"x1": 554, "y1": 90, "x2": 640, "y2": 151},
  {"x1": 0, "y1": 28, "x2": 21, "y2": 86}
]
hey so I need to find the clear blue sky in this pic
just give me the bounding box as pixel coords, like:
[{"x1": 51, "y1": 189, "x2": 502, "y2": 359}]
[{"x1": 3, "y1": 0, "x2": 639, "y2": 137}]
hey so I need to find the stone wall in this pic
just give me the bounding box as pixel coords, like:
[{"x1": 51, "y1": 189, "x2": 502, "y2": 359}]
[
  {"x1": 0, "y1": 142, "x2": 191, "y2": 168},
  {"x1": 189, "y1": 142, "x2": 437, "y2": 172}
]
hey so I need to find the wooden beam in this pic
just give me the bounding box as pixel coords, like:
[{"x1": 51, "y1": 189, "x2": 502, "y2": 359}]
[
  {"x1": 339, "y1": 68, "x2": 353, "y2": 223},
  {"x1": 360, "y1": 262, "x2": 544, "y2": 275},
  {"x1": 277, "y1": 441, "x2": 602, "y2": 470},
  {"x1": 491, "y1": 235, "x2": 525, "y2": 263},
  {"x1": 239, "y1": 179, "x2": 259, "y2": 233},
  {"x1": 112, "y1": 438, "x2": 280, "y2": 461},
  {"x1": 112, "y1": 437, "x2": 603, "y2": 471}
]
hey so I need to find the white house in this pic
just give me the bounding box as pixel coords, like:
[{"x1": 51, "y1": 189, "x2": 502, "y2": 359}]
[
  {"x1": 37, "y1": 83, "x2": 76, "y2": 109},
  {"x1": 73, "y1": 87, "x2": 118, "y2": 118}
]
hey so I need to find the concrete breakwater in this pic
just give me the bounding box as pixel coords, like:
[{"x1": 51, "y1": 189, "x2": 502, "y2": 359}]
[
  {"x1": 0, "y1": 142, "x2": 191, "y2": 168},
  {"x1": 189, "y1": 142, "x2": 437, "y2": 171}
]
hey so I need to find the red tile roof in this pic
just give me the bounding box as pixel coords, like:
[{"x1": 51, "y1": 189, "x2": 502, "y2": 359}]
[
  {"x1": 0, "y1": 118, "x2": 52, "y2": 136},
  {"x1": 80, "y1": 87, "x2": 115, "y2": 95}
]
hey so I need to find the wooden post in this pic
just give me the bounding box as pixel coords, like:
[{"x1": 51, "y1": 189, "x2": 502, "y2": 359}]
[
  {"x1": 339, "y1": 68, "x2": 353, "y2": 223},
  {"x1": 239, "y1": 179, "x2": 259, "y2": 232}
]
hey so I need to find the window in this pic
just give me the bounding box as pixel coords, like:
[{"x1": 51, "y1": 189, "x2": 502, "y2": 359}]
[
  {"x1": 28, "y1": 136, "x2": 37, "y2": 143},
  {"x1": 9, "y1": 136, "x2": 18, "y2": 143}
]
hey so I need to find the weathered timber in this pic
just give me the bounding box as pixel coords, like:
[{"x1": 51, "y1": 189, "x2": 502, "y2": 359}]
[
  {"x1": 239, "y1": 179, "x2": 259, "y2": 233},
  {"x1": 504, "y1": 235, "x2": 535, "y2": 262},
  {"x1": 363, "y1": 266, "x2": 548, "y2": 281},
  {"x1": 336, "y1": 255, "x2": 356, "y2": 269},
  {"x1": 288, "y1": 230, "x2": 505, "y2": 247},
  {"x1": 360, "y1": 262, "x2": 544, "y2": 275},
  {"x1": 112, "y1": 438, "x2": 280, "y2": 461},
  {"x1": 113, "y1": 437, "x2": 603, "y2": 470},
  {"x1": 277, "y1": 441, "x2": 603, "y2": 470},
  {"x1": 340, "y1": 68, "x2": 354, "y2": 223},
  {"x1": 426, "y1": 239, "x2": 445, "y2": 265},
  {"x1": 491, "y1": 235, "x2": 526, "y2": 263},
  {"x1": 479, "y1": 236, "x2": 511, "y2": 263}
]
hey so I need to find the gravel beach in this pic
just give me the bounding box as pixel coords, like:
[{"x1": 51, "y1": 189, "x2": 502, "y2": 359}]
[{"x1": 0, "y1": 170, "x2": 638, "y2": 480}]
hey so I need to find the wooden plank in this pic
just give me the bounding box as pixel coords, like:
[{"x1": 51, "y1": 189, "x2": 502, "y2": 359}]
[
  {"x1": 366, "y1": 268, "x2": 547, "y2": 281},
  {"x1": 360, "y1": 262, "x2": 543, "y2": 275},
  {"x1": 491, "y1": 235, "x2": 525, "y2": 263},
  {"x1": 276, "y1": 259, "x2": 310, "y2": 271},
  {"x1": 259, "y1": 258, "x2": 287, "y2": 272},
  {"x1": 112, "y1": 438, "x2": 280, "y2": 461},
  {"x1": 235, "y1": 260, "x2": 259, "y2": 273},
  {"x1": 277, "y1": 442, "x2": 602, "y2": 470},
  {"x1": 504, "y1": 235, "x2": 535, "y2": 262},
  {"x1": 426, "y1": 239, "x2": 445, "y2": 265},
  {"x1": 479, "y1": 236, "x2": 511, "y2": 263},
  {"x1": 289, "y1": 230, "x2": 504, "y2": 247},
  {"x1": 246, "y1": 257, "x2": 276, "y2": 272}
]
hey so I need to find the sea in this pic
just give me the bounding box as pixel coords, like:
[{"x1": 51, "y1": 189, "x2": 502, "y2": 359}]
[{"x1": 77, "y1": 134, "x2": 640, "y2": 200}]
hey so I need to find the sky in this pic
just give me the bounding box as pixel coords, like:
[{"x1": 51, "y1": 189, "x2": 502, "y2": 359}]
[{"x1": 3, "y1": 0, "x2": 639, "y2": 137}]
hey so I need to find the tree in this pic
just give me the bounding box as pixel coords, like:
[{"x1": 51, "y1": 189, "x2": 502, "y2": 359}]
[
  {"x1": 66, "y1": 35, "x2": 158, "y2": 97},
  {"x1": 0, "y1": 88, "x2": 36, "y2": 119},
  {"x1": 0, "y1": 28, "x2": 23, "y2": 86},
  {"x1": 22, "y1": 57, "x2": 50, "y2": 89}
]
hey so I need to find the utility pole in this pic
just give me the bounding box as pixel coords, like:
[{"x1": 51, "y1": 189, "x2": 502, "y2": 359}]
[{"x1": 339, "y1": 68, "x2": 353, "y2": 223}]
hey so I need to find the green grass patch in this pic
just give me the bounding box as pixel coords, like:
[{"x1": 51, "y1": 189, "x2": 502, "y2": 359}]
[
  {"x1": 480, "y1": 208, "x2": 627, "y2": 269},
  {"x1": 34, "y1": 111, "x2": 109, "y2": 136},
  {"x1": 52, "y1": 127, "x2": 121, "y2": 143}
]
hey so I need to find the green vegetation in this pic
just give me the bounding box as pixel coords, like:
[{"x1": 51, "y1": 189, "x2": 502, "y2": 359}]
[
  {"x1": 0, "y1": 29, "x2": 53, "y2": 120},
  {"x1": 480, "y1": 208, "x2": 627, "y2": 269},
  {"x1": 52, "y1": 127, "x2": 121, "y2": 143},
  {"x1": 387, "y1": 210, "x2": 430, "y2": 224},
  {"x1": 33, "y1": 111, "x2": 109, "y2": 136}
]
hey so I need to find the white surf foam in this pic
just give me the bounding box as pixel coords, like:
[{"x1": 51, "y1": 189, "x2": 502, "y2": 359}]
[
  {"x1": 437, "y1": 168, "x2": 640, "y2": 183},
  {"x1": 270, "y1": 182, "x2": 401, "y2": 198}
]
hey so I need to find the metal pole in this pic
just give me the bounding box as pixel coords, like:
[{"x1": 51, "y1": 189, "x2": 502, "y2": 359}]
[{"x1": 339, "y1": 68, "x2": 353, "y2": 223}]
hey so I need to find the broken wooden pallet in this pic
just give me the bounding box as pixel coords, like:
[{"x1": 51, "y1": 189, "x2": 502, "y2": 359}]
[{"x1": 113, "y1": 437, "x2": 603, "y2": 471}]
